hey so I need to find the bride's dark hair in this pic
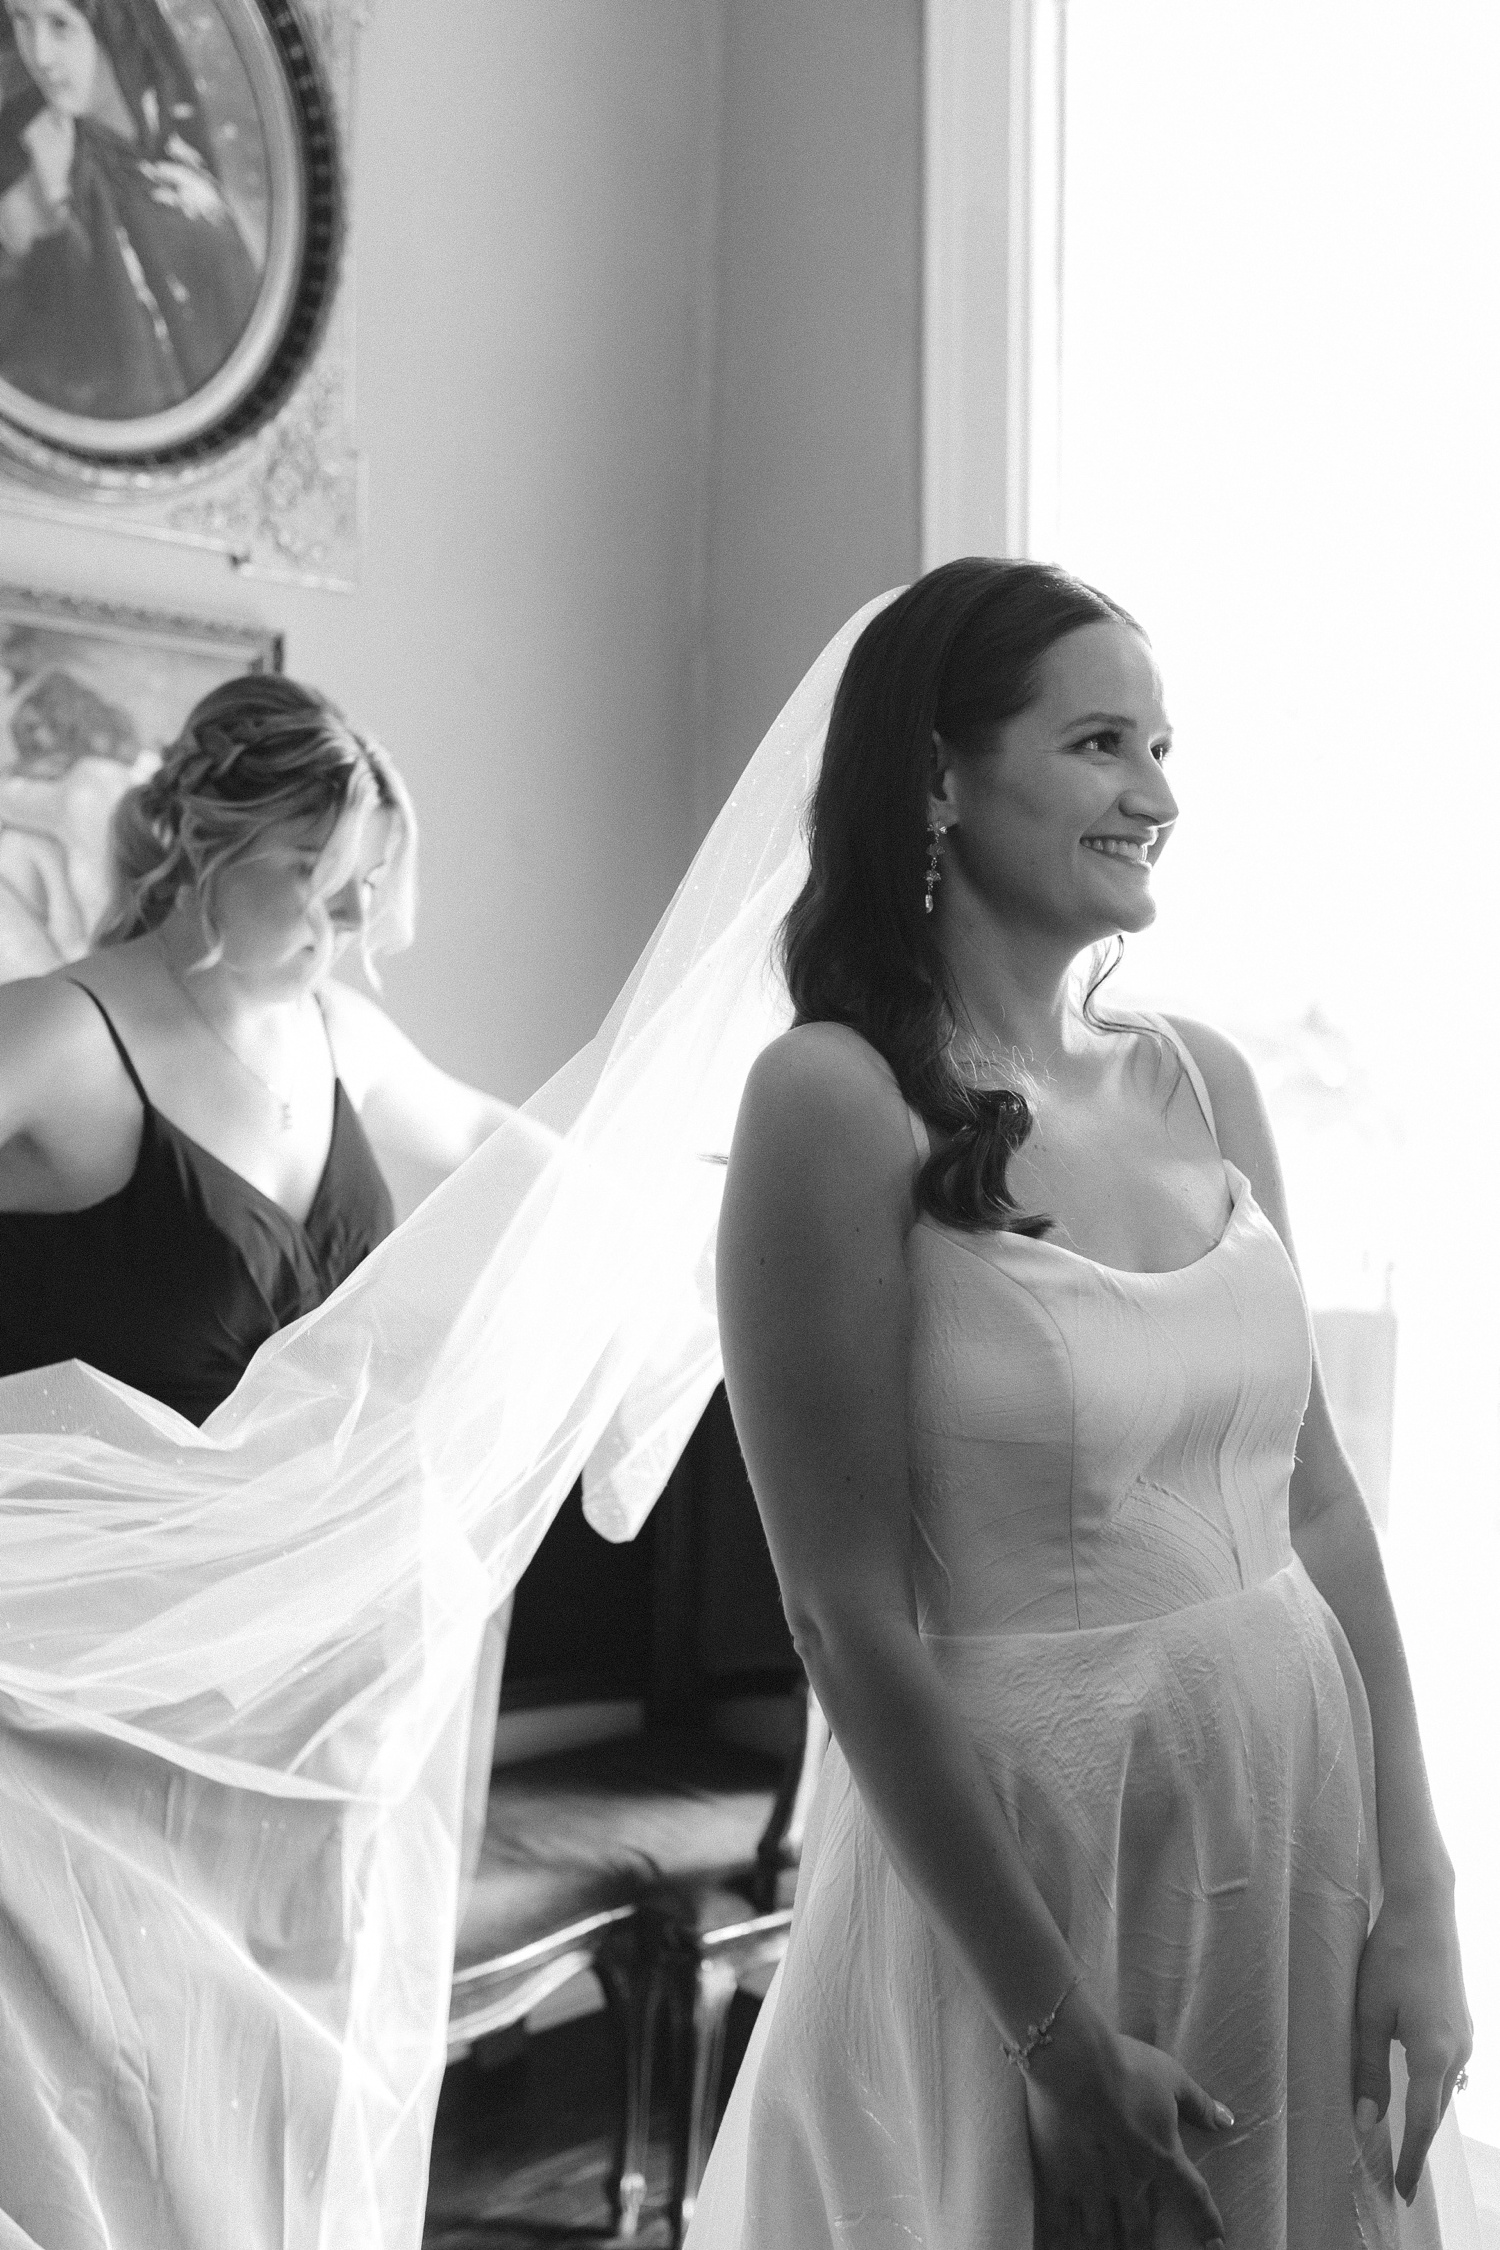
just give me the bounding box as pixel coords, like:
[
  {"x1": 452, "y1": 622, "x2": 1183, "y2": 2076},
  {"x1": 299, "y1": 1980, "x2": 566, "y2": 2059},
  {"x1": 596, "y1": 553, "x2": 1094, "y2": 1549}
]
[{"x1": 780, "y1": 556, "x2": 1142, "y2": 1234}]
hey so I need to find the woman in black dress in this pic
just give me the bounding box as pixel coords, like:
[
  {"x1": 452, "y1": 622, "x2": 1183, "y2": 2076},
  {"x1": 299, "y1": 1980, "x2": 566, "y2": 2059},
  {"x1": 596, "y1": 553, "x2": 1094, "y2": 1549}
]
[{"x1": 0, "y1": 671, "x2": 509, "y2": 1421}]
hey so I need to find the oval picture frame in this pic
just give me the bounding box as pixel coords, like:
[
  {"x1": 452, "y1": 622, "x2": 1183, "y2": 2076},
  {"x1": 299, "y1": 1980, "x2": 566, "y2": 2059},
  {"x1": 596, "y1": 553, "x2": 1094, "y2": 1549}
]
[{"x1": 0, "y1": 0, "x2": 340, "y2": 489}]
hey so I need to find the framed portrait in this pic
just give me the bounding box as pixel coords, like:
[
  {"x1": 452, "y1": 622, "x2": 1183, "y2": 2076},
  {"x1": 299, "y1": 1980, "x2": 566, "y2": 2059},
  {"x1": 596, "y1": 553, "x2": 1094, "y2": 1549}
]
[
  {"x1": 0, "y1": 583, "x2": 279, "y2": 979},
  {"x1": 0, "y1": 0, "x2": 340, "y2": 485}
]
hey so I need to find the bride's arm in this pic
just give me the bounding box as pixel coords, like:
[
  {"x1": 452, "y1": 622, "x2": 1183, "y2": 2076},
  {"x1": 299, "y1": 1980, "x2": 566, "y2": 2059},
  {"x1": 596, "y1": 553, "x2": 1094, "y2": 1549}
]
[
  {"x1": 718, "y1": 1021, "x2": 1230, "y2": 2247},
  {"x1": 1170, "y1": 1015, "x2": 1473, "y2": 2202}
]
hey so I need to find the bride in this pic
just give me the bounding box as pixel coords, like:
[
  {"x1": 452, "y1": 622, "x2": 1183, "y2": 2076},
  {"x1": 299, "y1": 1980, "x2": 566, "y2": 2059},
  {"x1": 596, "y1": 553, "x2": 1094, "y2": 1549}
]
[
  {"x1": 0, "y1": 565, "x2": 1478, "y2": 2249},
  {"x1": 693, "y1": 558, "x2": 1473, "y2": 2247}
]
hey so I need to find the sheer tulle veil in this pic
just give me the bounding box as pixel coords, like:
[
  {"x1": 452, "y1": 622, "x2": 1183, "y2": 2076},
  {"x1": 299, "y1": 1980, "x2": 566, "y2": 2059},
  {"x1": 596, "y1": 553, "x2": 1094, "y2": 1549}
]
[{"x1": 0, "y1": 592, "x2": 897, "y2": 2249}]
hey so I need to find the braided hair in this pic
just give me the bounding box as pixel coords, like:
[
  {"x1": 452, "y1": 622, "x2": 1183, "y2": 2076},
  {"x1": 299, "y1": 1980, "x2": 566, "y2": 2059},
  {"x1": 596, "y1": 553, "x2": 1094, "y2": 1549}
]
[{"x1": 96, "y1": 673, "x2": 417, "y2": 971}]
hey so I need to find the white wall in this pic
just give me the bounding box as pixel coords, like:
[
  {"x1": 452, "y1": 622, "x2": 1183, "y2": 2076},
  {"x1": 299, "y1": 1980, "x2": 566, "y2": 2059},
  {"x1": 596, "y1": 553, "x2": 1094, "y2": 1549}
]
[
  {"x1": 0, "y1": 0, "x2": 922, "y2": 1104},
  {"x1": 697, "y1": 0, "x2": 923, "y2": 829}
]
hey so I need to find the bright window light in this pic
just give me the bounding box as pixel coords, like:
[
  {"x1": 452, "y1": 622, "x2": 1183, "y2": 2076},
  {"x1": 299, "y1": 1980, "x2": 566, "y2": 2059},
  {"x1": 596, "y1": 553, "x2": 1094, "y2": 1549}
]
[{"x1": 1057, "y1": 0, "x2": 1500, "y2": 2145}]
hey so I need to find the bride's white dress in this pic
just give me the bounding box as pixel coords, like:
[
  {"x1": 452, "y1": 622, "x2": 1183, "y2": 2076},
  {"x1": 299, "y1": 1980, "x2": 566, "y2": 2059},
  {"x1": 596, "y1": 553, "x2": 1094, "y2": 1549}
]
[{"x1": 688, "y1": 1024, "x2": 1479, "y2": 2249}]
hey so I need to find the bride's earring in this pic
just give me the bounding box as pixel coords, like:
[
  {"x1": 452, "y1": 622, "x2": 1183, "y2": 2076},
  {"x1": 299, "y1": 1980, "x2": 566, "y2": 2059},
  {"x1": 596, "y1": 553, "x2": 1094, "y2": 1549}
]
[{"x1": 924, "y1": 820, "x2": 947, "y2": 915}]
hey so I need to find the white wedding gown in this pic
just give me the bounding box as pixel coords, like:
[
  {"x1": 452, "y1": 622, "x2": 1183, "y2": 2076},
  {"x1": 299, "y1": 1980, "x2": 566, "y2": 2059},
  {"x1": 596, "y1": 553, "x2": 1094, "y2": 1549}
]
[{"x1": 688, "y1": 1022, "x2": 1480, "y2": 2249}]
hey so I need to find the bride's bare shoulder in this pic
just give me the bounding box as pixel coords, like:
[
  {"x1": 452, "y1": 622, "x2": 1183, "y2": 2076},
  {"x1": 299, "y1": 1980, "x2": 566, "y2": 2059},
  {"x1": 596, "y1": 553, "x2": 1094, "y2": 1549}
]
[
  {"x1": 748, "y1": 1020, "x2": 906, "y2": 1106},
  {"x1": 734, "y1": 1021, "x2": 914, "y2": 1171}
]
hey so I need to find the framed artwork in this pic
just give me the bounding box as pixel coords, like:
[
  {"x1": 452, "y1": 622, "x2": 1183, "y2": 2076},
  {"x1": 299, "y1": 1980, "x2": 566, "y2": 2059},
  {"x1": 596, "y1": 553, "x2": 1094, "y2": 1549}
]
[
  {"x1": 0, "y1": 582, "x2": 280, "y2": 979},
  {"x1": 0, "y1": 0, "x2": 341, "y2": 491}
]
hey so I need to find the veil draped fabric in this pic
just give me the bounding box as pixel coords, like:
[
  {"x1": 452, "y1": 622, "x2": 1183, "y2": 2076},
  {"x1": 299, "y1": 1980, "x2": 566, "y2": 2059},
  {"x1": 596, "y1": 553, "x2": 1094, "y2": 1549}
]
[{"x1": 0, "y1": 593, "x2": 894, "y2": 2250}]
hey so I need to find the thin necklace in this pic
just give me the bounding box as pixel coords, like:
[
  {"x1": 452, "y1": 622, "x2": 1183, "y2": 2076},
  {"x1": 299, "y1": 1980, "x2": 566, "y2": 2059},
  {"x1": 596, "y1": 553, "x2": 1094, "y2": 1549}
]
[{"x1": 154, "y1": 933, "x2": 302, "y2": 1133}]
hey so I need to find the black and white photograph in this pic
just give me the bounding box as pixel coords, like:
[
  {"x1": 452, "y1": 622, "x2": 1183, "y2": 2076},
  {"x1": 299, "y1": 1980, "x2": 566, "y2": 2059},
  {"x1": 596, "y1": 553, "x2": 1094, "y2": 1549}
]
[
  {"x1": 0, "y1": 5, "x2": 1494, "y2": 2250},
  {"x1": 0, "y1": 586, "x2": 280, "y2": 975},
  {"x1": 0, "y1": 0, "x2": 316, "y2": 460}
]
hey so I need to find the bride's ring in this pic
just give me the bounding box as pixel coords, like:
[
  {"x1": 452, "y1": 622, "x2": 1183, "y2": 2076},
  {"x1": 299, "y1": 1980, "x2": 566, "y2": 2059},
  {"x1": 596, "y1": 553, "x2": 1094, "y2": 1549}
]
[{"x1": 1455, "y1": 2067, "x2": 1470, "y2": 2093}]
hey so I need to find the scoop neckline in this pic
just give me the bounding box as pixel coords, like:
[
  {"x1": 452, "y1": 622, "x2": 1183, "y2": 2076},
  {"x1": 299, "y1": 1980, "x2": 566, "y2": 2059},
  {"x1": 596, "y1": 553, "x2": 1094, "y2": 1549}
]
[{"x1": 916, "y1": 1161, "x2": 1251, "y2": 1281}]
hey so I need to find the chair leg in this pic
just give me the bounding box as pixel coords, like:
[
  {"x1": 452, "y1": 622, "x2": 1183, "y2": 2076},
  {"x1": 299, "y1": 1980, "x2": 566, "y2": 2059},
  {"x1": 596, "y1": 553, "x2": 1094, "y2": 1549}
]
[
  {"x1": 668, "y1": 1953, "x2": 740, "y2": 2246},
  {"x1": 596, "y1": 1922, "x2": 663, "y2": 2240}
]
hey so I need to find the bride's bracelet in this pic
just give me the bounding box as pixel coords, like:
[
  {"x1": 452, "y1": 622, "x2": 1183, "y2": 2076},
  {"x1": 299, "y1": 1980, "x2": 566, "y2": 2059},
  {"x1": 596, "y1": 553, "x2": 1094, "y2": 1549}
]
[{"x1": 1001, "y1": 1972, "x2": 1081, "y2": 2073}]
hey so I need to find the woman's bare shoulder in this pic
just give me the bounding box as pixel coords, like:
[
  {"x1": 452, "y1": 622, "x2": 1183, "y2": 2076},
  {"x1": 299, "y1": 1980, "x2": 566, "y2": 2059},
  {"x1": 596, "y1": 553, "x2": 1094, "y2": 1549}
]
[
  {"x1": 1161, "y1": 1013, "x2": 1262, "y2": 1111},
  {"x1": 732, "y1": 1022, "x2": 917, "y2": 1213},
  {"x1": 0, "y1": 969, "x2": 128, "y2": 1135},
  {"x1": 0, "y1": 966, "x2": 109, "y2": 1050},
  {"x1": 742, "y1": 1021, "x2": 909, "y2": 1134},
  {"x1": 1161, "y1": 1012, "x2": 1282, "y2": 1179}
]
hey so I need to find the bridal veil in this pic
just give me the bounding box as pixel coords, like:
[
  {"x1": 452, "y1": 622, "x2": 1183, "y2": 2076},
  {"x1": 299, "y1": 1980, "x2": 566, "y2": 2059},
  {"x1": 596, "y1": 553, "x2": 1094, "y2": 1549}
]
[{"x1": 0, "y1": 592, "x2": 891, "y2": 2250}]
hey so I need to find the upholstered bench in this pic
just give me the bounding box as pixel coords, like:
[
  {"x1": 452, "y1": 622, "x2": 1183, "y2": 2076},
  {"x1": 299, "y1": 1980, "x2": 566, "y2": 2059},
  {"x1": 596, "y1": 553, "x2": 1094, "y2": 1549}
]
[
  {"x1": 448, "y1": 1725, "x2": 787, "y2": 2236},
  {"x1": 446, "y1": 1394, "x2": 820, "y2": 2240}
]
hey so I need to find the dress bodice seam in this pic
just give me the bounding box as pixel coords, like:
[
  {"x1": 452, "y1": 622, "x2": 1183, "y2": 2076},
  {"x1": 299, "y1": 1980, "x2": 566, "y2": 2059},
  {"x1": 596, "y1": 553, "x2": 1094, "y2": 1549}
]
[{"x1": 906, "y1": 1229, "x2": 1084, "y2": 1630}]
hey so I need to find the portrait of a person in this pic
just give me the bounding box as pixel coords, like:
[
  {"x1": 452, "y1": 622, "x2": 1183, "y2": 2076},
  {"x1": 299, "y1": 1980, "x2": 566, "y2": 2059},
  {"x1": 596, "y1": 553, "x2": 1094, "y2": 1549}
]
[
  {"x1": 0, "y1": 650, "x2": 157, "y2": 978},
  {"x1": 0, "y1": 0, "x2": 263, "y2": 421}
]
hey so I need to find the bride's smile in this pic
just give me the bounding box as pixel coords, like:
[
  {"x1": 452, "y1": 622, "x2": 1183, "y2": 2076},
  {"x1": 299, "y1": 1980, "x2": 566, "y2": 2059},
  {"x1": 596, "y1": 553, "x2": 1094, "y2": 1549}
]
[{"x1": 927, "y1": 616, "x2": 1178, "y2": 960}]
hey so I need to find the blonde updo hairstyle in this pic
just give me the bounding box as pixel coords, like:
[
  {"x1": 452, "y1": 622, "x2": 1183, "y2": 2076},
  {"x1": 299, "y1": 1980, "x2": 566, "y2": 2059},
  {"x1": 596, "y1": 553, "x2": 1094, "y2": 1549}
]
[{"x1": 95, "y1": 674, "x2": 418, "y2": 976}]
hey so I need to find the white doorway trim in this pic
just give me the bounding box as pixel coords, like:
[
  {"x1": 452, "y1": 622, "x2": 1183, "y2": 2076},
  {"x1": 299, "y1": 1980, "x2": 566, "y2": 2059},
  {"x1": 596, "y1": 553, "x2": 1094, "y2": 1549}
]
[{"x1": 921, "y1": 0, "x2": 1066, "y2": 569}]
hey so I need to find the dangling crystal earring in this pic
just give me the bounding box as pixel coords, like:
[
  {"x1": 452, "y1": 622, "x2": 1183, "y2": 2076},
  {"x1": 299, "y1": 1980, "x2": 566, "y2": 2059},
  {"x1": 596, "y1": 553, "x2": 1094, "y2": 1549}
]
[{"x1": 924, "y1": 821, "x2": 947, "y2": 915}]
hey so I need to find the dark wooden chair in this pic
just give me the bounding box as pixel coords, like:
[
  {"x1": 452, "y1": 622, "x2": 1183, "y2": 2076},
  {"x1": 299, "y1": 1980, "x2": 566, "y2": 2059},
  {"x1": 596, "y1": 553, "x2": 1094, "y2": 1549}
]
[
  {"x1": 650, "y1": 1688, "x2": 829, "y2": 2239},
  {"x1": 637, "y1": 1390, "x2": 830, "y2": 2241},
  {"x1": 449, "y1": 1726, "x2": 789, "y2": 2234},
  {"x1": 446, "y1": 1386, "x2": 825, "y2": 2242}
]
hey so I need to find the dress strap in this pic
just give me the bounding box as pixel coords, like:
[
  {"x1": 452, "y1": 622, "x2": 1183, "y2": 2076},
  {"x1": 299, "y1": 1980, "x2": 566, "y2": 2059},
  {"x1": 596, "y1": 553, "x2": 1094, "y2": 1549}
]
[
  {"x1": 66, "y1": 981, "x2": 151, "y2": 1109},
  {"x1": 1138, "y1": 1011, "x2": 1218, "y2": 1146},
  {"x1": 907, "y1": 1106, "x2": 932, "y2": 1164},
  {"x1": 311, "y1": 990, "x2": 341, "y2": 1080}
]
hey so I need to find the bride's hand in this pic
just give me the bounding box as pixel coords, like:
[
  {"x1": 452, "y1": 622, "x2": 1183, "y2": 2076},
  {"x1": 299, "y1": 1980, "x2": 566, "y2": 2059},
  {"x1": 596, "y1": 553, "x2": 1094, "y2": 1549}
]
[
  {"x1": 1352, "y1": 1876, "x2": 1473, "y2": 2204},
  {"x1": 1024, "y1": 2017, "x2": 1232, "y2": 2249}
]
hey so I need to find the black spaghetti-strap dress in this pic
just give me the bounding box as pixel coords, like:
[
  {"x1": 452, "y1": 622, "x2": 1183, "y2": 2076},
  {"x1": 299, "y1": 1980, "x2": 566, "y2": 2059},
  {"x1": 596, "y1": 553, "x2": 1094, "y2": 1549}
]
[{"x1": 0, "y1": 985, "x2": 395, "y2": 1424}]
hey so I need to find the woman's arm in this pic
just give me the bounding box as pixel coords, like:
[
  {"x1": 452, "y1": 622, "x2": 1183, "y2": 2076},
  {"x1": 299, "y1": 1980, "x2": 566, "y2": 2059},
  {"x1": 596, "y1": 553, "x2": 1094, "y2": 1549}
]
[
  {"x1": 320, "y1": 980, "x2": 512, "y2": 1177},
  {"x1": 1170, "y1": 1015, "x2": 1473, "y2": 2199},
  {"x1": 0, "y1": 975, "x2": 131, "y2": 1205},
  {"x1": 0, "y1": 978, "x2": 61, "y2": 1151},
  {"x1": 719, "y1": 1023, "x2": 1230, "y2": 2249}
]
